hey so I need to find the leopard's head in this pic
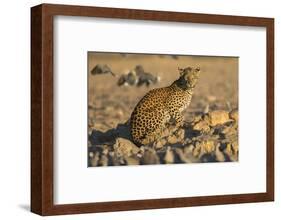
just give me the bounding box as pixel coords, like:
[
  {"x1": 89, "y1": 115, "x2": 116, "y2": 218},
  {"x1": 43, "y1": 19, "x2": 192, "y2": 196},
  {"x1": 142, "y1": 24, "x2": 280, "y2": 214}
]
[{"x1": 175, "y1": 67, "x2": 200, "y2": 90}]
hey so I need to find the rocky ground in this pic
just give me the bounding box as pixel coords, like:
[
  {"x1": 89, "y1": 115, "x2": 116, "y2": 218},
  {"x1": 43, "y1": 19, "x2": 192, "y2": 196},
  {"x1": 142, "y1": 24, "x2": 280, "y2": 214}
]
[
  {"x1": 88, "y1": 53, "x2": 238, "y2": 167},
  {"x1": 88, "y1": 109, "x2": 238, "y2": 166}
]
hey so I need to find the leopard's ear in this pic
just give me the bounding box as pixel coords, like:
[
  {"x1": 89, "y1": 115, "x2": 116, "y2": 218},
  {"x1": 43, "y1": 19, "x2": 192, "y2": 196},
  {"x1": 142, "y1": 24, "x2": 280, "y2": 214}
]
[{"x1": 178, "y1": 67, "x2": 184, "y2": 76}]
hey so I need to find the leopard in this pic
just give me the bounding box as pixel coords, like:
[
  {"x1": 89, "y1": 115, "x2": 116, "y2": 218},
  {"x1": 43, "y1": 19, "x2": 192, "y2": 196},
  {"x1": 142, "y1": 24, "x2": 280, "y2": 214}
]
[{"x1": 130, "y1": 66, "x2": 200, "y2": 146}]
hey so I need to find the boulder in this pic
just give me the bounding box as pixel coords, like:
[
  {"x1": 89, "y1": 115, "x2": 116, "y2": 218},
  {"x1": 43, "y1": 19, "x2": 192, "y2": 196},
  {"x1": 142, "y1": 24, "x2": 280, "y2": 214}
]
[
  {"x1": 113, "y1": 138, "x2": 139, "y2": 157},
  {"x1": 206, "y1": 110, "x2": 231, "y2": 126}
]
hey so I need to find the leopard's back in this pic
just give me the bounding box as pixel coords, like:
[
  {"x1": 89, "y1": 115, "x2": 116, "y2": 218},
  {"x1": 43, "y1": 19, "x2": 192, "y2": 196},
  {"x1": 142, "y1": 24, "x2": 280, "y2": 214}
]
[{"x1": 130, "y1": 87, "x2": 171, "y2": 145}]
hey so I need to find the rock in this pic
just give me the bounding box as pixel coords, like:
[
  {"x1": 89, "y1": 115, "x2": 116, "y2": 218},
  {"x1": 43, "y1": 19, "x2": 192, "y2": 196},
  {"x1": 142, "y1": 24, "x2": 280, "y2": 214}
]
[
  {"x1": 167, "y1": 135, "x2": 179, "y2": 144},
  {"x1": 226, "y1": 101, "x2": 232, "y2": 111},
  {"x1": 102, "y1": 147, "x2": 109, "y2": 155},
  {"x1": 154, "y1": 140, "x2": 164, "y2": 150},
  {"x1": 160, "y1": 138, "x2": 167, "y2": 146},
  {"x1": 192, "y1": 115, "x2": 203, "y2": 124},
  {"x1": 203, "y1": 104, "x2": 209, "y2": 114},
  {"x1": 207, "y1": 95, "x2": 217, "y2": 102},
  {"x1": 118, "y1": 157, "x2": 126, "y2": 165},
  {"x1": 193, "y1": 142, "x2": 201, "y2": 157},
  {"x1": 89, "y1": 152, "x2": 94, "y2": 158},
  {"x1": 161, "y1": 128, "x2": 170, "y2": 137},
  {"x1": 135, "y1": 65, "x2": 160, "y2": 87},
  {"x1": 141, "y1": 149, "x2": 160, "y2": 165},
  {"x1": 109, "y1": 152, "x2": 120, "y2": 166},
  {"x1": 215, "y1": 144, "x2": 225, "y2": 162},
  {"x1": 183, "y1": 144, "x2": 199, "y2": 163},
  {"x1": 219, "y1": 125, "x2": 232, "y2": 134},
  {"x1": 229, "y1": 109, "x2": 238, "y2": 121},
  {"x1": 117, "y1": 71, "x2": 138, "y2": 86},
  {"x1": 223, "y1": 143, "x2": 233, "y2": 157},
  {"x1": 136, "y1": 146, "x2": 146, "y2": 158},
  {"x1": 175, "y1": 148, "x2": 191, "y2": 163},
  {"x1": 210, "y1": 134, "x2": 220, "y2": 140},
  {"x1": 175, "y1": 128, "x2": 185, "y2": 140},
  {"x1": 109, "y1": 151, "x2": 127, "y2": 165},
  {"x1": 113, "y1": 138, "x2": 139, "y2": 157},
  {"x1": 231, "y1": 140, "x2": 239, "y2": 156},
  {"x1": 139, "y1": 146, "x2": 146, "y2": 155},
  {"x1": 94, "y1": 123, "x2": 110, "y2": 132},
  {"x1": 193, "y1": 120, "x2": 210, "y2": 133},
  {"x1": 99, "y1": 154, "x2": 108, "y2": 166},
  {"x1": 116, "y1": 109, "x2": 124, "y2": 119},
  {"x1": 164, "y1": 147, "x2": 174, "y2": 164},
  {"x1": 200, "y1": 153, "x2": 216, "y2": 163},
  {"x1": 224, "y1": 141, "x2": 238, "y2": 161},
  {"x1": 89, "y1": 152, "x2": 100, "y2": 166},
  {"x1": 105, "y1": 106, "x2": 115, "y2": 113},
  {"x1": 206, "y1": 110, "x2": 231, "y2": 126},
  {"x1": 201, "y1": 140, "x2": 215, "y2": 154},
  {"x1": 125, "y1": 156, "x2": 140, "y2": 165},
  {"x1": 192, "y1": 140, "x2": 215, "y2": 158},
  {"x1": 117, "y1": 65, "x2": 159, "y2": 87},
  {"x1": 184, "y1": 144, "x2": 194, "y2": 155},
  {"x1": 91, "y1": 64, "x2": 115, "y2": 76}
]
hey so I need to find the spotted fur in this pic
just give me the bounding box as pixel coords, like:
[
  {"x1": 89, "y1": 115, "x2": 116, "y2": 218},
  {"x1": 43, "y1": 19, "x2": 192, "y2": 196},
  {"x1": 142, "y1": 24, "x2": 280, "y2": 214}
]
[{"x1": 130, "y1": 67, "x2": 200, "y2": 146}]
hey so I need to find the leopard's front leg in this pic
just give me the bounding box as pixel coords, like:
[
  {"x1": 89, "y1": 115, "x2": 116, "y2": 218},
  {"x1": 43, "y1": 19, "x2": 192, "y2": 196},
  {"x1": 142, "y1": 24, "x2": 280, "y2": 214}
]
[
  {"x1": 169, "y1": 109, "x2": 184, "y2": 128},
  {"x1": 175, "y1": 111, "x2": 184, "y2": 129}
]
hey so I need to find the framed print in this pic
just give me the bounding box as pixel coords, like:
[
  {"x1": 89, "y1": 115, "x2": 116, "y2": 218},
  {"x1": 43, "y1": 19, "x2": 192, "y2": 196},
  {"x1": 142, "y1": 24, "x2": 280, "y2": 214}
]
[{"x1": 31, "y1": 4, "x2": 274, "y2": 216}]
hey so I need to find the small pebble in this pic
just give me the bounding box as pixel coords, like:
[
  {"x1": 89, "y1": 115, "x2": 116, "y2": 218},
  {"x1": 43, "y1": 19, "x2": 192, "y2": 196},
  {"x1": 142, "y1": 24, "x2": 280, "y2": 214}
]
[{"x1": 207, "y1": 95, "x2": 217, "y2": 102}]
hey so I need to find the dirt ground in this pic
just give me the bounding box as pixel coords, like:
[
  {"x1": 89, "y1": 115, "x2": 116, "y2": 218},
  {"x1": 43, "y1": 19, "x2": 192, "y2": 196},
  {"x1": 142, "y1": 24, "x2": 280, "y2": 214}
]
[{"x1": 88, "y1": 53, "x2": 238, "y2": 167}]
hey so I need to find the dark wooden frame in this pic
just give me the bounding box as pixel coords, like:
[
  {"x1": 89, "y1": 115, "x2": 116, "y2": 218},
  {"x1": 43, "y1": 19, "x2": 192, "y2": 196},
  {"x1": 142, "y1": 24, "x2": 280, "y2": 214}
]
[{"x1": 31, "y1": 3, "x2": 274, "y2": 216}]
